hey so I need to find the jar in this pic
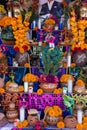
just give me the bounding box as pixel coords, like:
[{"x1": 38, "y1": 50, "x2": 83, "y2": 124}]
[
  {"x1": 6, "y1": 103, "x2": 18, "y2": 123},
  {"x1": 64, "y1": 115, "x2": 77, "y2": 128},
  {"x1": 46, "y1": 115, "x2": 60, "y2": 126}
]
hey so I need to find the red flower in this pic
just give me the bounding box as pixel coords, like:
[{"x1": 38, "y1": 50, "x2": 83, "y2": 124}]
[
  {"x1": 22, "y1": 45, "x2": 28, "y2": 51},
  {"x1": 14, "y1": 47, "x2": 19, "y2": 52}
]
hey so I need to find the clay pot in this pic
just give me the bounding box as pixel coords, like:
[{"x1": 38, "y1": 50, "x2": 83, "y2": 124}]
[
  {"x1": 64, "y1": 115, "x2": 77, "y2": 128},
  {"x1": 74, "y1": 85, "x2": 86, "y2": 94},
  {"x1": 39, "y1": 83, "x2": 57, "y2": 93},
  {"x1": 46, "y1": 115, "x2": 60, "y2": 126},
  {"x1": 15, "y1": 52, "x2": 29, "y2": 66},
  {"x1": 6, "y1": 103, "x2": 18, "y2": 123},
  {"x1": 27, "y1": 114, "x2": 38, "y2": 126}
]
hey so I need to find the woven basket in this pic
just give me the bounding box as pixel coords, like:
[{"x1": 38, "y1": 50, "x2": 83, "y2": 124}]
[
  {"x1": 39, "y1": 83, "x2": 57, "y2": 93},
  {"x1": 2, "y1": 40, "x2": 15, "y2": 46}
]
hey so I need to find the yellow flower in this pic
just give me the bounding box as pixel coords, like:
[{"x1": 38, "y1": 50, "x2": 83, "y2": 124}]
[
  {"x1": 76, "y1": 123, "x2": 83, "y2": 130},
  {"x1": 22, "y1": 120, "x2": 28, "y2": 127},
  {"x1": 18, "y1": 86, "x2": 24, "y2": 92},
  {"x1": 0, "y1": 88, "x2": 5, "y2": 93},
  {"x1": 37, "y1": 89, "x2": 43, "y2": 95},
  {"x1": 17, "y1": 122, "x2": 23, "y2": 128},
  {"x1": 48, "y1": 109, "x2": 55, "y2": 117},
  {"x1": 57, "y1": 121, "x2": 65, "y2": 128}
]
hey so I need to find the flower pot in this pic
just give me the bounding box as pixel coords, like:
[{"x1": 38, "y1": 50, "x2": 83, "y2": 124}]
[
  {"x1": 39, "y1": 83, "x2": 57, "y2": 93},
  {"x1": 2, "y1": 40, "x2": 15, "y2": 45},
  {"x1": 46, "y1": 115, "x2": 60, "y2": 126},
  {"x1": 64, "y1": 115, "x2": 77, "y2": 128},
  {"x1": 6, "y1": 103, "x2": 18, "y2": 123}
]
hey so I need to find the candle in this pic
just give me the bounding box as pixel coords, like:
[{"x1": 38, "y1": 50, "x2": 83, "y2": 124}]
[
  {"x1": 24, "y1": 82, "x2": 28, "y2": 93},
  {"x1": 77, "y1": 110, "x2": 83, "y2": 124},
  {"x1": 67, "y1": 19, "x2": 70, "y2": 30},
  {"x1": 38, "y1": 18, "x2": 42, "y2": 29},
  {"x1": 8, "y1": 10, "x2": 12, "y2": 17},
  {"x1": 68, "y1": 79, "x2": 73, "y2": 94},
  {"x1": 20, "y1": 106, "x2": 25, "y2": 122},
  {"x1": 67, "y1": 52, "x2": 71, "y2": 67},
  {"x1": 28, "y1": 86, "x2": 33, "y2": 93},
  {"x1": 33, "y1": 20, "x2": 36, "y2": 29}
]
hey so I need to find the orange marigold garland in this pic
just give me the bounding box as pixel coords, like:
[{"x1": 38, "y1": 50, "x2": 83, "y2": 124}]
[{"x1": 12, "y1": 16, "x2": 30, "y2": 53}]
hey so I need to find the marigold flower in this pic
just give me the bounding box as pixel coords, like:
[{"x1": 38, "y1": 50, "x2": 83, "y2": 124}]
[
  {"x1": 37, "y1": 89, "x2": 43, "y2": 95},
  {"x1": 76, "y1": 123, "x2": 83, "y2": 130},
  {"x1": 48, "y1": 109, "x2": 55, "y2": 117},
  {"x1": 76, "y1": 79, "x2": 85, "y2": 86},
  {"x1": 22, "y1": 120, "x2": 28, "y2": 127},
  {"x1": 57, "y1": 121, "x2": 65, "y2": 128},
  {"x1": 17, "y1": 122, "x2": 23, "y2": 128},
  {"x1": 5, "y1": 81, "x2": 11, "y2": 87},
  {"x1": 0, "y1": 88, "x2": 5, "y2": 93},
  {"x1": 18, "y1": 86, "x2": 24, "y2": 92}
]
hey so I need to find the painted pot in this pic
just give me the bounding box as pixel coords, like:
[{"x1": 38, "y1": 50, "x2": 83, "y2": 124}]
[{"x1": 39, "y1": 83, "x2": 57, "y2": 93}]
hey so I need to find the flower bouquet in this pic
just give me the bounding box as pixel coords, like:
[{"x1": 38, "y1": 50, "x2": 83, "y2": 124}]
[{"x1": 39, "y1": 46, "x2": 63, "y2": 93}]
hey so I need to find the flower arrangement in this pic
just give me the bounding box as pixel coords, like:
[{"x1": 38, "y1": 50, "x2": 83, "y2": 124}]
[
  {"x1": 22, "y1": 73, "x2": 39, "y2": 82},
  {"x1": 76, "y1": 79, "x2": 85, "y2": 86},
  {"x1": 45, "y1": 19, "x2": 56, "y2": 25},
  {"x1": 0, "y1": 5, "x2": 6, "y2": 14},
  {"x1": 60, "y1": 74, "x2": 74, "y2": 83},
  {"x1": 53, "y1": 88, "x2": 63, "y2": 94},
  {"x1": 14, "y1": 119, "x2": 28, "y2": 128},
  {"x1": 0, "y1": 15, "x2": 30, "y2": 53},
  {"x1": 44, "y1": 106, "x2": 62, "y2": 117},
  {"x1": 39, "y1": 74, "x2": 58, "y2": 84},
  {"x1": 72, "y1": 43, "x2": 87, "y2": 52}
]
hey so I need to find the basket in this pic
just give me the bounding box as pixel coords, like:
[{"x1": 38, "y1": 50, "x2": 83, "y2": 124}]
[
  {"x1": 39, "y1": 83, "x2": 58, "y2": 93},
  {"x1": 2, "y1": 40, "x2": 15, "y2": 46}
]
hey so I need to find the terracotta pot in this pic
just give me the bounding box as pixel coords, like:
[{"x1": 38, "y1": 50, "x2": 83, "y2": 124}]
[
  {"x1": 74, "y1": 85, "x2": 86, "y2": 94},
  {"x1": 6, "y1": 103, "x2": 18, "y2": 123},
  {"x1": 27, "y1": 114, "x2": 38, "y2": 126},
  {"x1": 64, "y1": 115, "x2": 77, "y2": 128},
  {"x1": 39, "y1": 83, "x2": 57, "y2": 93},
  {"x1": 46, "y1": 115, "x2": 60, "y2": 126},
  {"x1": 2, "y1": 40, "x2": 15, "y2": 45}
]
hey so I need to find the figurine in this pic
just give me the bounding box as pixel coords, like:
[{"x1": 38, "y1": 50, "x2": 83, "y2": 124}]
[{"x1": 27, "y1": 109, "x2": 39, "y2": 126}]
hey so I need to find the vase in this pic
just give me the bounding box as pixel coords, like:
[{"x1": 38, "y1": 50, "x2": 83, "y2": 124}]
[
  {"x1": 39, "y1": 83, "x2": 57, "y2": 93},
  {"x1": 1, "y1": 26, "x2": 15, "y2": 45},
  {"x1": 46, "y1": 115, "x2": 60, "y2": 126}
]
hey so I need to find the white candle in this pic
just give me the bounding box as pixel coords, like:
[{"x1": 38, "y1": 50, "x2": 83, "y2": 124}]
[
  {"x1": 77, "y1": 110, "x2": 83, "y2": 124},
  {"x1": 20, "y1": 106, "x2": 25, "y2": 122},
  {"x1": 68, "y1": 79, "x2": 73, "y2": 94},
  {"x1": 38, "y1": 18, "x2": 41, "y2": 29},
  {"x1": 67, "y1": 19, "x2": 70, "y2": 30},
  {"x1": 67, "y1": 53, "x2": 71, "y2": 67},
  {"x1": 29, "y1": 86, "x2": 33, "y2": 93},
  {"x1": 8, "y1": 10, "x2": 12, "y2": 17},
  {"x1": 24, "y1": 82, "x2": 28, "y2": 93},
  {"x1": 33, "y1": 20, "x2": 36, "y2": 29}
]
